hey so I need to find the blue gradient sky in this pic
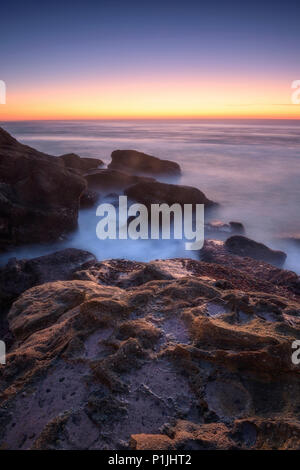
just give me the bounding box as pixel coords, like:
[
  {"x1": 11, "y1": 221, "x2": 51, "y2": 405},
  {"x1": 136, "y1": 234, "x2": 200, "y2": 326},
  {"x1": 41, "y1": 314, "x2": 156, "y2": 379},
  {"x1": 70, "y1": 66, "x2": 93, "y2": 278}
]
[{"x1": 1, "y1": 0, "x2": 300, "y2": 119}]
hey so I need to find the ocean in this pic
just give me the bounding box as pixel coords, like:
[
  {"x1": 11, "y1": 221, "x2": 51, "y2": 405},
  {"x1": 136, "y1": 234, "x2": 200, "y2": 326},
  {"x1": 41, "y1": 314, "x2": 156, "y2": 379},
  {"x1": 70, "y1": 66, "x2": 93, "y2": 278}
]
[{"x1": 1, "y1": 119, "x2": 300, "y2": 273}]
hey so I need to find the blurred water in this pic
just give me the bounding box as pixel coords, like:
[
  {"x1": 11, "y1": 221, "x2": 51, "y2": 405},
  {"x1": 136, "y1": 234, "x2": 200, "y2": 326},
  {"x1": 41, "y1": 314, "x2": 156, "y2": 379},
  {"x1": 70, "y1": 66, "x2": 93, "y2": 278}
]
[{"x1": 0, "y1": 119, "x2": 300, "y2": 272}]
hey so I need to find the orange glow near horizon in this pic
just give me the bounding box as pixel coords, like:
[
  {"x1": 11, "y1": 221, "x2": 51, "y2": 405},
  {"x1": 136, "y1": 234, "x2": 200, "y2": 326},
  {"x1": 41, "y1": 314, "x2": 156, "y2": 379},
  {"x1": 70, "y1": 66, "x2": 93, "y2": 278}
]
[{"x1": 1, "y1": 77, "x2": 300, "y2": 121}]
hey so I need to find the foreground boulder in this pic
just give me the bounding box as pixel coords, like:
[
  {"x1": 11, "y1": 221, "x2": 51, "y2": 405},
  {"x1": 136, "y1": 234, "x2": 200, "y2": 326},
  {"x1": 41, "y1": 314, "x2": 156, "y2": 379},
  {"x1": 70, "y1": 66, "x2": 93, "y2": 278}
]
[
  {"x1": 0, "y1": 248, "x2": 96, "y2": 313},
  {"x1": 0, "y1": 128, "x2": 87, "y2": 248},
  {"x1": 0, "y1": 248, "x2": 96, "y2": 353},
  {"x1": 125, "y1": 181, "x2": 216, "y2": 208},
  {"x1": 0, "y1": 257, "x2": 299, "y2": 449},
  {"x1": 108, "y1": 150, "x2": 181, "y2": 176},
  {"x1": 225, "y1": 235, "x2": 287, "y2": 266},
  {"x1": 58, "y1": 153, "x2": 104, "y2": 173}
]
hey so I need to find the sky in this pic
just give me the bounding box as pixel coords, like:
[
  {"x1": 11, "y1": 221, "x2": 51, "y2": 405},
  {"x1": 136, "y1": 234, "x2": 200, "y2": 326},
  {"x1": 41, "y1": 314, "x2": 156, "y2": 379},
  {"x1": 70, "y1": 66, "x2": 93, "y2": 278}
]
[{"x1": 1, "y1": 0, "x2": 300, "y2": 120}]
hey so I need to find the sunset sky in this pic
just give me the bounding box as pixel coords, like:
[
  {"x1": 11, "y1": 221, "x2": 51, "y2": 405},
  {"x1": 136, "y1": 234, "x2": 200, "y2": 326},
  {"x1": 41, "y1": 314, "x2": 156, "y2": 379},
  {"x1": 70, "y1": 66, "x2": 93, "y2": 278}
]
[{"x1": 1, "y1": 0, "x2": 300, "y2": 120}]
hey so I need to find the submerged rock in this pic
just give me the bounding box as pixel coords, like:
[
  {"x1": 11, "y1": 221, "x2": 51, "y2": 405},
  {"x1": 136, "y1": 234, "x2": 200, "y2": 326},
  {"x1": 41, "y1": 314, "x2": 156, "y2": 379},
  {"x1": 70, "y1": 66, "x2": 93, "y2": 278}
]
[
  {"x1": 205, "y1": 220, "x2": 245, "y2": 237},
  {"x1": 229, "y1": 221, "x2": 245, "y2": 234},
  {"x1": 225, "y1": 235, "x2": 287, "y2": 266},
  {"x1": 108, "y1": 149, "x2": 181, "y2": 176},
  {"x1": 125, "y1": 181, "x2": 217, "y2": 208}
]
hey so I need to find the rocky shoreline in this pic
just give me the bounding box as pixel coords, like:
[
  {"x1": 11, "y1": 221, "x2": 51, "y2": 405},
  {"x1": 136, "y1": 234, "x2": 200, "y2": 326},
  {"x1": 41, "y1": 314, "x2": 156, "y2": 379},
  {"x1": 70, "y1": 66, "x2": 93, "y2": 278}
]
[{"x1": 0, "y1": 127, "x2": 300, "y2": 450}]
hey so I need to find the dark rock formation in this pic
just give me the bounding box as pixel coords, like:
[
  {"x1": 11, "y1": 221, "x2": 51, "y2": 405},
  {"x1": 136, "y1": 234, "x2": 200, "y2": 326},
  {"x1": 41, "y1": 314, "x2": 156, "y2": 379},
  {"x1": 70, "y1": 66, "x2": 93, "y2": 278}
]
[
  {"x1": 0, "y1": 127, "x2": 87, "y2": 248},
  {"x1": 58, "y1": 153, "x2": 104, "y2": 172},
  {"x1": 229, "y1": 221, "x2": 245, "y2": 234},
  {"x1": 0, "y1": 257, "x2": 299, "y2": 450},
  {"x1": 125, "y1": 181, "x2": 216, "y2": 208},
  {"x1": 80, "y1": 189, "x2": 99, "y2": 208},
  {"x1": 86, "y1": 169, "x2": 155, "y2": 193},
  {"x1": 108, "y1": 150, "x2": 181, "y2": 176},
  {"x1": 225, "y1": 235, "x2": 287, "y2": 266}
]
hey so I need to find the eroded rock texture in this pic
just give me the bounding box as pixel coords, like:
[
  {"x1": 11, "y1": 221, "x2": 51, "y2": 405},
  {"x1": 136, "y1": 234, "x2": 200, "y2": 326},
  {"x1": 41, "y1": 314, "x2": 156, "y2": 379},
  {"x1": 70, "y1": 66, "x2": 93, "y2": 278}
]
[{"x1": 0, "y1": 257, "x2": 299, "y2": 450}]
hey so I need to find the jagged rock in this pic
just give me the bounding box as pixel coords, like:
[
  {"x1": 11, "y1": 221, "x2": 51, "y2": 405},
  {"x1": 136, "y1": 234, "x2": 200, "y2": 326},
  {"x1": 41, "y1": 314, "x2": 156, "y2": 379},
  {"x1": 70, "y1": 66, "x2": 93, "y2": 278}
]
[
  {"x1": 0, "y1": 248, "x2": 96, "y2": 312},
  {"x1": 58, "y1": 153, "x2": 104, "y2": 172},
  {"x1": 0, "y1": 128, "x2": 87, "y2": 248},
  {"x1": 0, "y1": 257, "x2": 299, "y2": 450},
  {"x1": 108, "y1": 149, "x2": 181, "y2": 176},
  {"x1": 125, "y1": 181, "x2": 216, "y2": 208},
  {"x1": 200, "y1": 240, "x2": 300, "y2": 295},
  {"x1": 130, "y1": 421, "x2": 236, "y2": 450},
  {"x1": 225, "y1": 235, "x2": 287, "y2": 266}
]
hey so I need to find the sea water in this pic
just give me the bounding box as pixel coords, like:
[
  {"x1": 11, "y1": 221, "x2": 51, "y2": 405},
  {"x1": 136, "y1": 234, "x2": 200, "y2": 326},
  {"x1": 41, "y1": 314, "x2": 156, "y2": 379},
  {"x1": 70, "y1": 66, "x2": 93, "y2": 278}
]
[{"x1": 0, "y1": 119, "x2": 299, "y2": 273}]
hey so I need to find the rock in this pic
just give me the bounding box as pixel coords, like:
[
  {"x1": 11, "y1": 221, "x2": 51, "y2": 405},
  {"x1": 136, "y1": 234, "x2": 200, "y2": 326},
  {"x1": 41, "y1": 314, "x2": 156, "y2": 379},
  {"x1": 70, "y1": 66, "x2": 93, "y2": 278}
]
[
  {"x1": 131, "y1": 421, "x2": 235, "y2": 450},
  {"x1": 0, "y1": 127, "x2": 64, "y2": 166},
  {"x1": 229, "y1": 221, "x2": 245, "y2": 234},
  {"x1": 200, "y1": 240, "x2": 228, "y2": 263},
  {"x1": 85, "y1": 169, "x2": 155, "y2": 193},
  {"x1": 200, "y1": 240, "x2": 300, "y2": 296},
  {"x1": 225, "y1": 235, "x2": 287, "y2": 266},
  {"x1": 125, "y1": 181, "x2": 217, "y2": 208},
  {"x1": 108, "y1": 149, "x2": 181, "y2": 176},
  {"x1": 0, "y1": 127, "x2": 87, "y2": 248},
  {"x1": 205, "y1": 221, "x2": 232, "y2": 233},
  {"x1": 205, "y1": 220, "x2": 245, "y2": 238},
  {"x1": 58, "y1": 153, "x2": 104, "y2": 172},
  {"x1": 0, "y1": 257, "x2": 299, "y2": 449},
  {"x1": 80, "y1": 189, "x2": 99, "y2": 208},
  {"x1": 0, "y1": 248, "x2": 96, "y2": 312}
]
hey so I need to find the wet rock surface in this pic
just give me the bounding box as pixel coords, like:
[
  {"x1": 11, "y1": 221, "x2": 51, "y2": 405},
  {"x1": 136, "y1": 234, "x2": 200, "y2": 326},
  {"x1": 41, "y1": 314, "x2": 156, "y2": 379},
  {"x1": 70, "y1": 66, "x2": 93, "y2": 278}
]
[
  {"x1": 125, "y1": 181, "x2": 217, "y2": 208},
  {"x1": 225, "y1": 235, "x2": 287, "y2": 266},
  {"x1": 204, "y1": 221, "x2": 245, "y2": 240},
  {"x1": 58, "y1": 153, "x2": 104, "y2": 173},
  {"x1": 85, "y1": 169, "x2": 155, "y2": 193},
  {"x1": 0, "y1": 128, "x2": 87, "y2": 248},
  {"x1": 108, "y1": 150, "x2": 181, "y2": 176},
  {"x1": 0, "y1": 256, "x2": 299, "y2": 450}
]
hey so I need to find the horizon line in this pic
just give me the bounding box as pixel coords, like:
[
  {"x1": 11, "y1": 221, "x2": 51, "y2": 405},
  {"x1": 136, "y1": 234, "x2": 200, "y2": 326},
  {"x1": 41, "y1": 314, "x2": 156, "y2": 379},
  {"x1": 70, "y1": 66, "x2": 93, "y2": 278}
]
[{"x1": 1, "y1": 116, "x2": 300, "y2": 123}]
